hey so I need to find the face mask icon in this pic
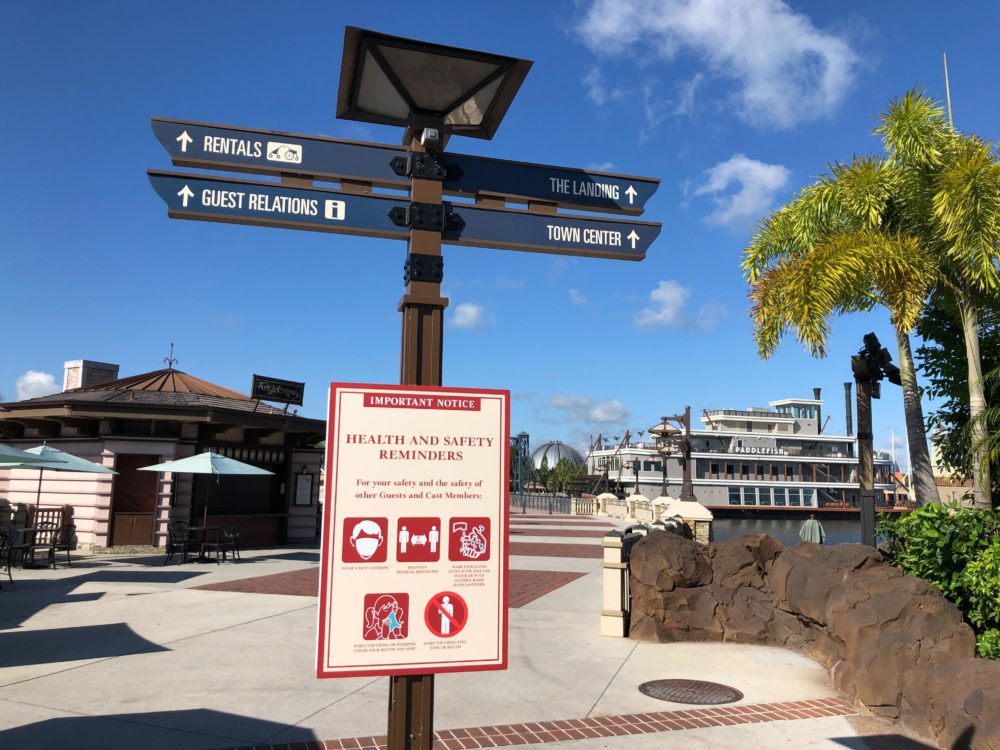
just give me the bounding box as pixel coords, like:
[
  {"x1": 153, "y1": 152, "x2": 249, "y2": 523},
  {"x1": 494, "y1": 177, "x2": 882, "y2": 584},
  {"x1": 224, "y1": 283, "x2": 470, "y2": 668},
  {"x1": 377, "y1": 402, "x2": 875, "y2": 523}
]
[{"x1": 350, "y1": 519, "x2": 384, "y2": 560}]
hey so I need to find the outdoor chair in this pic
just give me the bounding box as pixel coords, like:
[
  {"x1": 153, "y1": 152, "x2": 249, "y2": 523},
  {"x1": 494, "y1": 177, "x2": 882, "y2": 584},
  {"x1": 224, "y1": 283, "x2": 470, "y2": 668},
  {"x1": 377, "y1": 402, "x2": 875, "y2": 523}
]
[
  {"x1": 163, "y1": 520, "x2": 196, "y2": 565},
  {"x1": 200, "y1": 523, "x2": 241, "y2": 564},
  {"x1": 52, "y1": 523, "x2": 76, "y2": 567},
  {"x1": 17, "y1": 522, "x2": 57, "y2": 569},
  {"x1": 0, "y1": 526, "x2": 19, "y2": 588}
]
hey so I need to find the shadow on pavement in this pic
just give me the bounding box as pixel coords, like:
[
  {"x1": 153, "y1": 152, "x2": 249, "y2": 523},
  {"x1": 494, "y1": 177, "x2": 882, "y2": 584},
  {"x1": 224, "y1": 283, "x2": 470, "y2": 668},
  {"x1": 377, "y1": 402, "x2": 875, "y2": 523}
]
[
  {"x1": 0, "y1": 708, "x2": 317, "y2": 750},
  {"x1": 0, "y1": 569, "x2": 207, "y2": 630},
  {"x1": 833, "y1": 726, "x2": 974, "y2": 749},
  {"x1": 0, "y1": 622, "x2": 168, "y2": 667},
  {"x1": 256, "y1": 551, "x2": 320, "y2": 563}
]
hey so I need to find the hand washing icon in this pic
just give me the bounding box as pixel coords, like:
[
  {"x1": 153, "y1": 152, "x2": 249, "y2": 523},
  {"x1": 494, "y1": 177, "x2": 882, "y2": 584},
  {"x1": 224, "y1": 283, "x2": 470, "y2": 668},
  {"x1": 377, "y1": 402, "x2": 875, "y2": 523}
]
[{"x1": 451, "y1": 521, "x2": 488, "y2": 560}]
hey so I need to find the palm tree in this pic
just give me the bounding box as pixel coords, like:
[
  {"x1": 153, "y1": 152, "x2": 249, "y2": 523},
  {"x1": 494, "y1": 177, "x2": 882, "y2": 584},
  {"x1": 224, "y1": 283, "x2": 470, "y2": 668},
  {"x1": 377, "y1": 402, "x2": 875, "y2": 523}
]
[
  {"x1": 746, "y1": 90, "x2": 1000, "y2": 509},
  {"x1": 877, "y1": 91, "x2": 1000, "y2": 508},
  {"x1": 745, "y1": 175, "x2": 940, "y2": 505}
]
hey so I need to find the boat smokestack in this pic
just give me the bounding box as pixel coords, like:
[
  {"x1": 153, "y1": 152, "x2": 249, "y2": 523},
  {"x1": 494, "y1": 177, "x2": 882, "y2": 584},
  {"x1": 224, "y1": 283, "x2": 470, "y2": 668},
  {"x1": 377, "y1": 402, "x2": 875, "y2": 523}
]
[
  {"x1": 814, "y1": 387, "x2": 822, "y2": 433},
  {"x1": 844, "y1": 382, "x2": 853, "y2": 436}
]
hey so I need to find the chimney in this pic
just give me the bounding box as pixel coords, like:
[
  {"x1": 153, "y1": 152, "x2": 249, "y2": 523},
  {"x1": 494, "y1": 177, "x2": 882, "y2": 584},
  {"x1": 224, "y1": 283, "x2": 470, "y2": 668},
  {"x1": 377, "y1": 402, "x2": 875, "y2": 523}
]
[
  {"x1": 844, "y1": 382, "x2": 853, "y2": 436},
  {"x1": 814, "y1": 387, "x2": 822, "y2": 434},
  {"x1": 63, "y1": 360, "x2": 120, "y2": 391}
]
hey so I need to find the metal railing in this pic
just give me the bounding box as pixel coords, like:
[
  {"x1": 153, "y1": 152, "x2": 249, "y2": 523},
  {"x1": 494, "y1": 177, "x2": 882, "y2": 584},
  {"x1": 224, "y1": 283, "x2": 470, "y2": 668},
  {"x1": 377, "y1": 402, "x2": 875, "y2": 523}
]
[{"x1": 509, "y1": 492, "x2": 571, "y2": 515}]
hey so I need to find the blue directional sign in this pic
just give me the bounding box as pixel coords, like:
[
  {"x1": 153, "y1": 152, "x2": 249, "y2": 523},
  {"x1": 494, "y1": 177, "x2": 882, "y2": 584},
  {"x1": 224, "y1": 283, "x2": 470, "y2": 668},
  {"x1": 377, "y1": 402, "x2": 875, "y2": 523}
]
[
  {"x1": 152, "y1": 117, "x2": 659, "y2": 215},
  {"x1": 147, "y1": 171, "x2": 660, "y2": 260}
]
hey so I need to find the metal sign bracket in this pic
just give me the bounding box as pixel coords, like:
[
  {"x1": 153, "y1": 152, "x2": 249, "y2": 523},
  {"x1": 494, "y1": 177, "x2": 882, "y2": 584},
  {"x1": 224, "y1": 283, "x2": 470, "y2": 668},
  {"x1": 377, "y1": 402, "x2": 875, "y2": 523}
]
[{"x1": 390, "y1": 153, "x2": 447, "y2": 181}]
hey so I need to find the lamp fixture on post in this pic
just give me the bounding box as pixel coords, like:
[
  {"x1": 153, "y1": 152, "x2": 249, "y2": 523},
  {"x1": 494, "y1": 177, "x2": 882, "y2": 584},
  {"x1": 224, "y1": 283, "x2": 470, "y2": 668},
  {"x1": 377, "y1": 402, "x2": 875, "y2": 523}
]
[
  {"x1": 337, "y1": 28, "x2": 532, "y2": 750},
  {"x1": 649, "y1": 407, "x2": 696, "y2": 502},
  {"x1": 851, "y1": 332, "x2": 901, "y2": 547}
]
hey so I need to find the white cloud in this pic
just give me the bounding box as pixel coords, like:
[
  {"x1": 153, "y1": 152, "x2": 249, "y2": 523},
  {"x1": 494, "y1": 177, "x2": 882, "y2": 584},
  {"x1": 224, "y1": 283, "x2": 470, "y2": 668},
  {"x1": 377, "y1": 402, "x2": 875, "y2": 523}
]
[
  {"x1": 694, "y1": 154, "x2": 790, "y2": 230},
  {"x1": 674, "y1": 72, "x2": 703, "y2": 116},
  {"x1": 636, "y1": 280, "x2": 689, "y2": 328},
  {"x1": 639, "y1": 80, "x2": 671, "y2": 143},
  {"x1": 568, "y1": 288, "x2": 589, "y2": 306},
  {"x1": 587, "y1": 161, "x2": 616, "y2": 172},
  {"x1": 452, "y1": 302, "x2": 486, "y2": 330},
  {"x1": 548, "y1": 394, "x2": 629, "y2": 425},
  {"x1": 635, "y1": 280, "x2": 728, "y2": 330},
  {"x1": 583, "y1": 67, "x2": 626, "y2": 106},
  {"x1": 695, "y1": 301, "x2": 728, "y2": 330},
  {"x1": 16, "y1": 370, "x2": 60, "y2": 400},
  {"x1": 589, "y1": 400, "x2": 628, "y2": 422},
  {"x1": 576, "y1": 0, "x2": 858, "y2": 130}
]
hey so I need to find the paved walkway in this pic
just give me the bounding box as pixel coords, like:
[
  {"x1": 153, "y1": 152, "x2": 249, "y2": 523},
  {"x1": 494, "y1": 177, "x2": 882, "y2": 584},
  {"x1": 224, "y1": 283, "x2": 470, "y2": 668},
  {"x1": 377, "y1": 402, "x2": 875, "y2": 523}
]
[{"x1": 0, "y1": 513, "x2": 930, "y2": 749}]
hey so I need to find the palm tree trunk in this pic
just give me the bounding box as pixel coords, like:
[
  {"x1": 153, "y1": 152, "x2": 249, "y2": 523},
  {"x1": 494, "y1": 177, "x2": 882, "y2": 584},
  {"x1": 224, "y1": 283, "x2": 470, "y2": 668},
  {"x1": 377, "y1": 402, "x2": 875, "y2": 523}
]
[
  {"x1": 894, "y1": 327, "x2": 939, "y2": 505},
  {"x1": 956, "y1": 294, "x2": 992, "y2": 508}
]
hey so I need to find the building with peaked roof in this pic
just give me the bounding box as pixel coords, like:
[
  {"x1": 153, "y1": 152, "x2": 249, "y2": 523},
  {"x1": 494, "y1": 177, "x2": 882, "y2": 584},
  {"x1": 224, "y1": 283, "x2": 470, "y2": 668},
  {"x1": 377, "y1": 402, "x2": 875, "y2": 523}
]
[{"x1": 0, "y1": 361, "x2": 324, "y2": 550}]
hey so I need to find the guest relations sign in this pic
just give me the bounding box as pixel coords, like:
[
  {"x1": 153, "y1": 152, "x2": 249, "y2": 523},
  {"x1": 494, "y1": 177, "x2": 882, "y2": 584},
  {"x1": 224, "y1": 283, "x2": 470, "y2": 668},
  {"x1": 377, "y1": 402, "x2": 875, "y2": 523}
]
[{"x1": 316, "y1": 383, "x2": 509, "y2": 678}]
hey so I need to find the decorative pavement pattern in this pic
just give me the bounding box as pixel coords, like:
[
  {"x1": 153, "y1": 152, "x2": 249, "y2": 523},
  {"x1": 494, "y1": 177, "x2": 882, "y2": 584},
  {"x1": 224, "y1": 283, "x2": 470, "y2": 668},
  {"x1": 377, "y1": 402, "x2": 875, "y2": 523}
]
[
  {"x1": 195, "y1": 567, "x2": 586, "y2": 606},
  {"x1": 222, "y1": 697, "x2": 858, "y2": 750}
]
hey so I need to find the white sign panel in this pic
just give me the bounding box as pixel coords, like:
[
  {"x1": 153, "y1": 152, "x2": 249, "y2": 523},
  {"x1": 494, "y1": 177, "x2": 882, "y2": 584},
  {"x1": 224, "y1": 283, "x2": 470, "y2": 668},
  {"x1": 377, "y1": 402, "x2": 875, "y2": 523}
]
[{"x1": 316, "y1": 383, "x2": 510, "y2": 678}]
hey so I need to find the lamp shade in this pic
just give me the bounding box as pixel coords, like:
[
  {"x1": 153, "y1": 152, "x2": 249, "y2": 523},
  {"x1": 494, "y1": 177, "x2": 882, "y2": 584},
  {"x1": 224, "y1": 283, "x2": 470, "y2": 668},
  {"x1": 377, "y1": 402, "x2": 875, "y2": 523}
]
[
  {"x1": 649, "y1": 421, "x2": 682, "y2": 438},
  {"x1": 337, "y1": 27, "x2": 532, "y2": 140}
]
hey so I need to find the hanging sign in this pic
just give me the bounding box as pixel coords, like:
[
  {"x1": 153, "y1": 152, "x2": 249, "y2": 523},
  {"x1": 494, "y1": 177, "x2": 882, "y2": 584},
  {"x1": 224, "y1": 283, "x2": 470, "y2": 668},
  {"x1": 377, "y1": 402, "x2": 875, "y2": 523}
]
[{"x1": 317, "y1": 383, "x2": 509, "y2": 678}]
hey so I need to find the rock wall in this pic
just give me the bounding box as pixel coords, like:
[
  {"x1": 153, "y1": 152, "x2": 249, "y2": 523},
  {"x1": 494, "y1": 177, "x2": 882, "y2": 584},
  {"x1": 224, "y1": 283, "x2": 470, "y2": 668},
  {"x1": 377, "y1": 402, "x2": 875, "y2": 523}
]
[{"x1": 629, "y1": 531, "x2": 1000, "y2": 750}]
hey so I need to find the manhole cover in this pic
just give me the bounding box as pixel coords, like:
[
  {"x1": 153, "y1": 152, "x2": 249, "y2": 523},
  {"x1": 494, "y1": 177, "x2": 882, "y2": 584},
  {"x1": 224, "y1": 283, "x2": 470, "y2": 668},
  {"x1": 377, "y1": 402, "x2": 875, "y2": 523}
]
[{"x1": 638, "y1": 679, "x2": 744, "y2": 705}]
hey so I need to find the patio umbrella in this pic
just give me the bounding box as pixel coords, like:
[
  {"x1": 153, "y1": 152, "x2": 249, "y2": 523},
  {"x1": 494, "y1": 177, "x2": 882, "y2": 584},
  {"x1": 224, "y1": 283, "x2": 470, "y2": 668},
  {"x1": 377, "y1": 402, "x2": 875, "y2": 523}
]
[
  {"x1": 0, "y1": 443, "x2": 57, "y2": 466},
  {"x1": 139, "y1": 452, "x2": 274, "y2": 525},
  {"x1": 0, "y1": 444, "x2": 116, "y2": 510}
]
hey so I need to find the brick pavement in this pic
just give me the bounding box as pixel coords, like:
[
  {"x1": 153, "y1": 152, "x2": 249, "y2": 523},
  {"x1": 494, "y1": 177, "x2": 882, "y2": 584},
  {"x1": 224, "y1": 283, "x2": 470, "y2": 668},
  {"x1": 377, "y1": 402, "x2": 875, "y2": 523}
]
[
  {"x1": 508, "y1": 542, "x2": 602, "y2": 559},
  {"x1": 195, "y1": 568, "x2": 586, "y2": 607},
  {"x1": 222, "y1": 697, "x2": 858, "y2": 750}
]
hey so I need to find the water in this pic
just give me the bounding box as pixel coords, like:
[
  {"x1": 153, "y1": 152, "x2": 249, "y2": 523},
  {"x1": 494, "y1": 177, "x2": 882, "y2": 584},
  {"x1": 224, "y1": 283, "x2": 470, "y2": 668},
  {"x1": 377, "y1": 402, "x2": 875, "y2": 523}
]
[{"x1": 711, "y1": 517, "x2": 863, "y2": 547}]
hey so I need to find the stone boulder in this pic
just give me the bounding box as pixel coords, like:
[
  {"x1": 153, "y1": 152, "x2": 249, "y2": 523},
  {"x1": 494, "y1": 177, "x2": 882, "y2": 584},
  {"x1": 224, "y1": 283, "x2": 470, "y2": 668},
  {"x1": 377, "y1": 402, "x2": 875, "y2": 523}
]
[{"x1": 627, "y1": 530, "x2": 996, "y2": 747}]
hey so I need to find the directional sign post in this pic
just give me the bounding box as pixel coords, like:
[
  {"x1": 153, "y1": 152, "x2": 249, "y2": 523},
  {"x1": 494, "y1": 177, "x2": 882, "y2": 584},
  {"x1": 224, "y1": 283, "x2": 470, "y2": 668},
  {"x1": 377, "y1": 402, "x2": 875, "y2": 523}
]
[
  {"x1": 148, "y1": 26, "x2": 663, "y2": 750},
  {"x1": 148, "y1": 171, "x2": 660, "y2": 260},
  {"x1": 152, "y1": 117, "x2": 660, "y2": 215}
]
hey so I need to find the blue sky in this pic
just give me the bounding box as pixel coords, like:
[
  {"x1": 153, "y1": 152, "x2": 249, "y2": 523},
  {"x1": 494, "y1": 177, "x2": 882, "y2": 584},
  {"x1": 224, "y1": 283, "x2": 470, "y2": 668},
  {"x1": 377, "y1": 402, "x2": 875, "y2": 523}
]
[{"x1": 3, "y1": 1, "x2": 998, "y2": 466}]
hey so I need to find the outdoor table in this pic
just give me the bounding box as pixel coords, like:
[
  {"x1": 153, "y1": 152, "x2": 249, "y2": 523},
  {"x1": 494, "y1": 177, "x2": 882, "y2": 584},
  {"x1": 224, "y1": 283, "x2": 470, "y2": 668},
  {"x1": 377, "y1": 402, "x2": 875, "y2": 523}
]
[{"x1": 186, "y1": 526, "x2": 220, "y2": 562}]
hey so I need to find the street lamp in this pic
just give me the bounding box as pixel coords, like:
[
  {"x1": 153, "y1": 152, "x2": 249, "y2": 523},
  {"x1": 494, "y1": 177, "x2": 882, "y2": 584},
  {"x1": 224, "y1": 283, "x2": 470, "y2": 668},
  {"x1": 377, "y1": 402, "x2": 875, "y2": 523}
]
[
  {"x1": 649, "y1": 406, "x2": 695, "y2": 501},
  {"x1": 338, "y1": 27, "x2": 532, "y2": 144},
  {"x1": 851, "y1": 332, "x2": 901, "y2": 547},
  {"x1": 336, "y1": 28, "x2": 533, "y2": 750}
]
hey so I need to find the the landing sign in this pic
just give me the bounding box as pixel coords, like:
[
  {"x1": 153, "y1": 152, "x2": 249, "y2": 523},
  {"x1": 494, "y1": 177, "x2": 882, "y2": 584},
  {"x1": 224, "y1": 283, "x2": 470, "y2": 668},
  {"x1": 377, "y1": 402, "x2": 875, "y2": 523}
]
[
  {"x1": 317, "y1": 383, "x2": 509, "y2": 678},
  {"x1": 148, "y1": 171, "x2": 659, "y2": 260},
  {"x1": 152, "y1": 117, "x2": 659, "y2": 215}
]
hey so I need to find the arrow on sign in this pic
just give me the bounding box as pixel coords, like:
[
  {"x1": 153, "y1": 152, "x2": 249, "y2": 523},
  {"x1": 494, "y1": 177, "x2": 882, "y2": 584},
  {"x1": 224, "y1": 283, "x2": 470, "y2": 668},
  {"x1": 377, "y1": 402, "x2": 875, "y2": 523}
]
[
  {"x1": 148, "y1": 171, "x2": 661, "y2": 261},
  {"x1": 151, "y1": 117, "x2": 660, "y2": 215}
]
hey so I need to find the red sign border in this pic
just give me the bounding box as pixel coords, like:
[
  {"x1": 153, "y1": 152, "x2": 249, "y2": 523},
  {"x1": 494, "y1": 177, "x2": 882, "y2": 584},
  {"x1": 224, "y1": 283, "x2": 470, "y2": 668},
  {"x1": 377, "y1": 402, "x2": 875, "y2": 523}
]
[{"x1": 316, "y1": 382, "x2": 510, "y2": 678}]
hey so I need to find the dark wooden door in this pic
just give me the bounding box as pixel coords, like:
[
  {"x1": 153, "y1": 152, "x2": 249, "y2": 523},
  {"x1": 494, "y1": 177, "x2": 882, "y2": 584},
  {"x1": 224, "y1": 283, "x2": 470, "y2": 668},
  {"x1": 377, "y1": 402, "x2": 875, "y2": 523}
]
[{"x1": 110, "y1": 455, "x2": 160, "y2": 546}]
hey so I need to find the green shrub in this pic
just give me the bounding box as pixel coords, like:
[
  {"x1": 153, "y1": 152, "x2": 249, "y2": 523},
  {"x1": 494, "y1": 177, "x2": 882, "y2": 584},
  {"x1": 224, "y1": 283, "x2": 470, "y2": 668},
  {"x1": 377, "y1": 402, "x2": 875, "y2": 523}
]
[
  {"x1": 977, "y1": 628, "x2": 1000, "y2": 660},
  {"x1": 964, "y1": 541, "x2": 1000, "y2": 631},
  {"x1": 880, "y1": 504, "x2": 1000, "y2": 660},
  {"x1": 879, "y1": 503, "x2": 999, "y2": 610}
]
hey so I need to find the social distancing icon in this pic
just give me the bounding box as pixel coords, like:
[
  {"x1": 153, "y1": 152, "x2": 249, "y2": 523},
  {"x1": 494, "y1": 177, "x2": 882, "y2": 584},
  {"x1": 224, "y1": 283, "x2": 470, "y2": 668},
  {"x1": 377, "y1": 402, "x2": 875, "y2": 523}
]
[
  {"x1": 396, "y1": 517, "x2": 441, "y2": 562},
  {"x1": 424, "y1": 591, "x2": 468, "y2": 638}
]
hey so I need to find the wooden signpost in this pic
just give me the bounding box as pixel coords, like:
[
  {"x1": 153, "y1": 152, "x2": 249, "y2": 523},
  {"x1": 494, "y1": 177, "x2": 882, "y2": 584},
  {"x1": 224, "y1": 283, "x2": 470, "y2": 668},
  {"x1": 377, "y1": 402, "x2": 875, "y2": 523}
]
[{"x1": 147, "y1": 25, "x2": 662, "y2": 750}]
